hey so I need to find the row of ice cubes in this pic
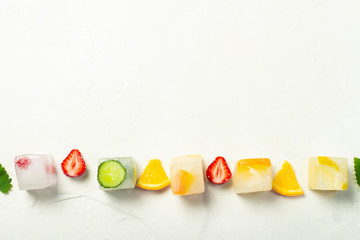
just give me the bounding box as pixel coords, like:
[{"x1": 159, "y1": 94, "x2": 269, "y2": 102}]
[{"x1": 14, "y1": 154, "x2": 349, "y2": 194}]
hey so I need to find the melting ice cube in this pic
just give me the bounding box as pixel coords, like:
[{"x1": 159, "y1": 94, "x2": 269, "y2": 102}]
[
  {"x1": 170, "y1": 155, "x2": 205, "y2": 196},
  {"x1": 308, "y1": 156, "x2": 348, "y2": 190},
  {"x1": 233, "y1": 158, "x2": 272, "y2": 193},
  {"x1": 14, "y1": 154, "x2": 56, "y2": 190}
]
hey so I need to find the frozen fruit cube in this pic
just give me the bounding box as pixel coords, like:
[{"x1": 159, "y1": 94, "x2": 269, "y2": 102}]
[
  {"x1": 233, "y1": 158, "x2": 272, "y2": 193},
  {"x1": 98, "y1": 157, "x2": 136, "y2": 191},
  {"x1": 14, "y1": 154, "x2": 56, "y2": 190},
  {"x1": 170, "y1": 155, "x2": 205, "y2": 196},
  {"x1": 308, "y1": 156, "x2": 348, "y2": 190}
]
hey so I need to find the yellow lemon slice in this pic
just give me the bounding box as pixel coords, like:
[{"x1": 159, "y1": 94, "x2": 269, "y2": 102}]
[{"x1": 318, "y1": 156, "x2": 339, "y2": 171}]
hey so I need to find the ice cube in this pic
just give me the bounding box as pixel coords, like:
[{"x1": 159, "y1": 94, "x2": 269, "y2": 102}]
[
  {"x1": 233, "y1": 158, "x2": 272, "y2": 193},
  {"x1": 14, "y1": 154, "x2": 56, "y2": 190},
  {"x1": 308, "y1": 156, "x2": 348, "y2": 190},
  {"x1": 98, "y1": 157, "x2": 136, "y2": 191},
  {"x1": 170, "y1": 155, "x2": 205, "y2": 196}
]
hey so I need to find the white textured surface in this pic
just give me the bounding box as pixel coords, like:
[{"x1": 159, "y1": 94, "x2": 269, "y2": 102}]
[{"x1": 1, "y1": 0, "x2": 360, "y2": 239}]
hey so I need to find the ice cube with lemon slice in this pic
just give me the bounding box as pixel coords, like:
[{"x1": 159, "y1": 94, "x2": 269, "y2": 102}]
[
  {"x1": 170, "y1": 155, "x2": 205, "y2": 196},
  {"x1": 233, "y1": 158, "x2": 272, "y2": 193},
  {"x1": 308, "y1": 156, "x2": 348, "y2": 190}
]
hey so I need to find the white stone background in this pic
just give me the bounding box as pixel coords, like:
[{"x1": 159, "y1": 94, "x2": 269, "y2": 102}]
[{"x1": 1, "y1": 0, "x2": 360, "y2": 239}]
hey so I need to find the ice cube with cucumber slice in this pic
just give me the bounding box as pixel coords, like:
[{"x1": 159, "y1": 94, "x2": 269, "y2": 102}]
[{"x1": 97, "y1": 157, "x2": 136, "y2": 190}]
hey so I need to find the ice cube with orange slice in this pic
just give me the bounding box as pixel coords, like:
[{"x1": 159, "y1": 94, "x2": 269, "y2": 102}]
[
  {"x1": 233, "y1": 158, "x2": 272, "y2": 193},
  {"x1": 170, "y1": 155, "x2": 205, "y2": 196},
  {"x1": 308, "y1": 156, "x2": 348, "y2": 190}
]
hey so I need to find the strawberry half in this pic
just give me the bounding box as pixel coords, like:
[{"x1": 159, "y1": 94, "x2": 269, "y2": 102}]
[
  {"x1": 61, "y1": 149, "x2": 86, "y2": 177},
  {"x1": 206, "y1": 156, "x2": 232, "y2": 184}
]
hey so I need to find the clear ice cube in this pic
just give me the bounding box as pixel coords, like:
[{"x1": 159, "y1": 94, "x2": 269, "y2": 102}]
[
  {"x1": 170, "y1": 155, "x2": 205, "y2": 196},
  {"x1": 14, "y1": 154, "x2": 56, "y2": 190},
  {"x1": 98, "y1": 157, "x2": 137, "y2": 191}
]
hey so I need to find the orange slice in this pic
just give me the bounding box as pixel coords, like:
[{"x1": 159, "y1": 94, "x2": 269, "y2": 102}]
[
  {"x1": 136, "y1": 159, "x2": 170, "y2": 190},
  {"x1": 238, "y1": 158, "x2": 271, "y2": 170},
  {"x1": 172, "y1": 170, "x2": 193, "y2": 195},
  {"x1": 272, "y1": 161, "x2": 303, "y2": 196}
]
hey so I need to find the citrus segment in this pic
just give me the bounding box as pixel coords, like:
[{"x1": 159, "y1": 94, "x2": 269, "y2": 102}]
[
  {"x1": 272, "y1": 161, "x2": 303, "y2": 196},
  {"x1": 172, "y1": 170, "x2": 193, "y2": 195},
  {"x1": 318, "y1": 156, "x2": 339, "y2": 171},
  {"x1": 136, "y1": 159, "x2": 170, "y2": 190},
  {"x1": 238, "y1": 158, "x2": 271, "y2": 169},
  {"x1": 237, "y1": 158, "x2": 271, "y2": 175}
]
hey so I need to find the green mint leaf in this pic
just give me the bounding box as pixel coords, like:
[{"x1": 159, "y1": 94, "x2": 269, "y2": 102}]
[
  {"x1": 0, "y1": 163, "x2": 12, "y2": 194},
  {"x1": 354, "y1": 157, "x2": 360, "y2": 186}
]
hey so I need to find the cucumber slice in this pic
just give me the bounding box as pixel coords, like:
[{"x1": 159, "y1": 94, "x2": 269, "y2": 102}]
[{"x1": 98, "y1": 160, "x2": 126, "y2": 188}]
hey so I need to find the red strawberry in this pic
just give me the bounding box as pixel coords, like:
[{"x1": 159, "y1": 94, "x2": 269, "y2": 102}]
[
  {"x1": 206, "y1": 156, "x2": 232, "y2": 184},
  {"x1": 61, "y1": 149, "x2": 86, "y2": 177}
]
